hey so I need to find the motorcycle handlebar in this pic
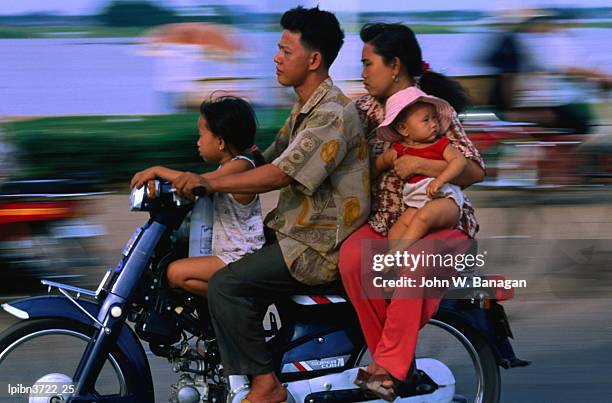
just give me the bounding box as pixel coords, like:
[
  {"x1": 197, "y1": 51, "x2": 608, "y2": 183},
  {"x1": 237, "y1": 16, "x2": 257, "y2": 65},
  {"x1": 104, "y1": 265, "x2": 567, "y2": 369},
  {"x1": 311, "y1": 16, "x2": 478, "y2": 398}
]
[{"x1": 192, "y1": 186, "x2": 207, "y2": 197}]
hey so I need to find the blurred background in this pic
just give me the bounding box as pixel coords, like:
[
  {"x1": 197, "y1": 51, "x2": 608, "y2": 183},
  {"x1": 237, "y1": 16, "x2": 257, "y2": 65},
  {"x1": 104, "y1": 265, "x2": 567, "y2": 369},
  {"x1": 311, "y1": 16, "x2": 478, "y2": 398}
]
[{"x1": 0, "y1": 0, "x2": 611, "y2": 402}]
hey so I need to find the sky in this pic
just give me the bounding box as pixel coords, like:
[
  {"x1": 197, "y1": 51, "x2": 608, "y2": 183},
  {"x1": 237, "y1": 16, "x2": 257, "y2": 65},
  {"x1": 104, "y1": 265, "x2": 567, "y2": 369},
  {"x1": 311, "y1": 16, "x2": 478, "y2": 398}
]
[{"x1": 0, "y1": 0, "x2": 610, "y2": 15}]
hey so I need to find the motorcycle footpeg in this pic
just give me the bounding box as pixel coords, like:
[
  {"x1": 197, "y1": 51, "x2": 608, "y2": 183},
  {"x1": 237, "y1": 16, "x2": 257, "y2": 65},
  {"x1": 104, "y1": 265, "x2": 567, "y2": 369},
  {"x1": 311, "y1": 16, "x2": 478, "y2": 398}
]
[
  {"x1": 302, "y1": 371, "x2": 439, "y2": 403},
  {"x1": 303, "y1": 387, "x2": 375, "y2": 402},
  {"x1": 395, "y1": 370, "x2": 439, "y2": 398}
]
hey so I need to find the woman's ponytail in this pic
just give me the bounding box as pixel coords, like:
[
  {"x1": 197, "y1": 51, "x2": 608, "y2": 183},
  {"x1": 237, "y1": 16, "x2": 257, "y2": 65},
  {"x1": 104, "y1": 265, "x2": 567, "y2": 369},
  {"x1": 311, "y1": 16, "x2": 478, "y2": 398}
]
[{"x1": 419, "y1": 71, "x2": 470, "y2": 113}]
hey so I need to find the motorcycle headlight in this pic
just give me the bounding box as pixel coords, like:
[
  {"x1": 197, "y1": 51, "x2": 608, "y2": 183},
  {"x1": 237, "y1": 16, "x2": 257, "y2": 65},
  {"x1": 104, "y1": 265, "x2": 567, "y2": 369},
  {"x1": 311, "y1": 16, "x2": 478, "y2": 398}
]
[
  {"x1": 130, "y1": 186, "x2": 145, "y2": 211},
  {"x1": 130, "y1": 180, "x2": 190, "y2": 211},
  {"x1": 146, "y1": 180, "x2": 161, "y2": 199}
]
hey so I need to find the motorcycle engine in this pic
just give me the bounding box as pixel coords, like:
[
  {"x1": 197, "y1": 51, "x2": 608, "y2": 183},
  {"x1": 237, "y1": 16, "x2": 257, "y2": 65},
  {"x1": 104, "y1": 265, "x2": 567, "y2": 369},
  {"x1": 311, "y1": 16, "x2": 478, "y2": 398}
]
[{"x1": 169, "y1": 374, "x2": 208, "y2": 403}]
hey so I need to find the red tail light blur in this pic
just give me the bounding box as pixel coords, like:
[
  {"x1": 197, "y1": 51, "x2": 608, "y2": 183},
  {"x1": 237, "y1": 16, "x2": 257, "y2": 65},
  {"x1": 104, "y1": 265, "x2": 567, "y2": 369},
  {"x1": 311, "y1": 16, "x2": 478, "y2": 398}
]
[
  {"x1": 0, "y1": 201, "x2": 78, "y2": 224},
  {"x1": 485, "y1": 274, "x2": 515, "y2": 302}
]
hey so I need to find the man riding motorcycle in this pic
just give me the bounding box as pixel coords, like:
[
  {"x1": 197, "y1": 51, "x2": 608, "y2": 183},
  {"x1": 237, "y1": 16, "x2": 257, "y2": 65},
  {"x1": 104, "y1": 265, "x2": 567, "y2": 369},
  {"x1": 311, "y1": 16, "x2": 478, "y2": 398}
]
[{"x1": 170, "y1": 6, "x2": 369, "y2": 403}]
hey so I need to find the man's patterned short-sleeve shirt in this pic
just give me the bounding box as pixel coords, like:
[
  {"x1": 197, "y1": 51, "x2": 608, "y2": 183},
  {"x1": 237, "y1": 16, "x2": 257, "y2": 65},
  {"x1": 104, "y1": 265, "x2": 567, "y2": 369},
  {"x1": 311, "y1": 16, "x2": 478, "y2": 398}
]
[{"x1": 263, "y1": 78, "x2": 371, "y2": 285}]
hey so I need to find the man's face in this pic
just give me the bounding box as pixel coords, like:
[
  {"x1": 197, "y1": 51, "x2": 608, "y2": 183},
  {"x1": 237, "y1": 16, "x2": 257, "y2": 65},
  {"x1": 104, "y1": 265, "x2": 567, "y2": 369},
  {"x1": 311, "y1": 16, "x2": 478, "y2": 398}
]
[{"x1": 274, "y1": 30, "x2": 311, "y2": 87}]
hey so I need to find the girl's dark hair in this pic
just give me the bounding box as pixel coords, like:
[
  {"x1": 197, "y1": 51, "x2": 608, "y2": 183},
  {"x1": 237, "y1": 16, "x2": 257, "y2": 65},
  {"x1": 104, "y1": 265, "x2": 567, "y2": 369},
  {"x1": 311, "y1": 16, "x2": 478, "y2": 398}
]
[
  {"x1": 360, "y1": 23, "x2": 470, "y2": 113},
  {"x1": 199, "y1": 96, "x2": 265, "y2": 166}
]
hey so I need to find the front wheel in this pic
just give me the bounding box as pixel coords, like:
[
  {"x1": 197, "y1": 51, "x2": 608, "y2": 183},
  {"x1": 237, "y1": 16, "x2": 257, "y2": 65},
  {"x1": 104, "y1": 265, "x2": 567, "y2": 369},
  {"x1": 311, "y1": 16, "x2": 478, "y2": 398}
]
[
  {"x1": 356, "y1": 312, "x2": 501, "y2": 403},
  {"x1": 0, "y1": 318, "x2": 153, "y2": 402}
]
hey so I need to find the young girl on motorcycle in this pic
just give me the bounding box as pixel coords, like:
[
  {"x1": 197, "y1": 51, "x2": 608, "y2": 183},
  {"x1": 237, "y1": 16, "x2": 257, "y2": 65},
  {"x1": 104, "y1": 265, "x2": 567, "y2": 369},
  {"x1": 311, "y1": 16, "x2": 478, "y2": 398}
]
[{"x1": 130, "y1": 96, "x2": 266, "y2": 297}]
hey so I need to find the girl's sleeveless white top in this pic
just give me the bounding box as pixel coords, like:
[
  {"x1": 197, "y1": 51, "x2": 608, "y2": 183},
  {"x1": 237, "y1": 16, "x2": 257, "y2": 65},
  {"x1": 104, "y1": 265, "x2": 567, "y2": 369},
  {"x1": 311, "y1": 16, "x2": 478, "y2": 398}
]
[{"x1": 211, "y1": 156, "x2": 265, "y2": 264}]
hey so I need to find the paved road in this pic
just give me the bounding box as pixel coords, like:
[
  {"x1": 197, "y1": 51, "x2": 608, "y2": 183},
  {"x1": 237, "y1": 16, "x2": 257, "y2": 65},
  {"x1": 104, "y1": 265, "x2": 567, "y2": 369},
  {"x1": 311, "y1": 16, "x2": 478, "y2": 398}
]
[{"x1": 0, "y1": 191, "x2": 611, "y2": 402}]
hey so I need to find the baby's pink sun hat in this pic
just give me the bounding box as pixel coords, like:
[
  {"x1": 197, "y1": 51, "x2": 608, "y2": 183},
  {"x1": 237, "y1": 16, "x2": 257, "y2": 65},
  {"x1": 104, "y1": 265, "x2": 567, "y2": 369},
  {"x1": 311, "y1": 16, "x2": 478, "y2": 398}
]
[{"x1": 377, "y1": 86, "x2": 455, "y2": 143}]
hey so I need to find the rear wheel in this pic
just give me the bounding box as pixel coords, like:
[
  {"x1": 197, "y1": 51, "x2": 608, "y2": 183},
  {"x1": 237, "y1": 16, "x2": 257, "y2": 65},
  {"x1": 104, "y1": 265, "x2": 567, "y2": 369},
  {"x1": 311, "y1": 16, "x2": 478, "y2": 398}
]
[
  {"x1": 0, "y1": 318, "x2": 153, "y2": 402},
  {"x1": 356, "y1": 313, "x2": 500, "y2": 403},
  {"x1": 421, "y1": 313, "x2": 501, "y2": 403}
]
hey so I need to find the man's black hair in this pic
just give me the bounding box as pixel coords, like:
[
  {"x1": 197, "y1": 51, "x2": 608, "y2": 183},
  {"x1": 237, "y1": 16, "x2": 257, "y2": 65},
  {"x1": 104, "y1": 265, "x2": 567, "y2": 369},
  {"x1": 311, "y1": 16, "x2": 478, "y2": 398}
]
[{"x1": 280, "y1": 6, "x2": 344, "y2": 69}]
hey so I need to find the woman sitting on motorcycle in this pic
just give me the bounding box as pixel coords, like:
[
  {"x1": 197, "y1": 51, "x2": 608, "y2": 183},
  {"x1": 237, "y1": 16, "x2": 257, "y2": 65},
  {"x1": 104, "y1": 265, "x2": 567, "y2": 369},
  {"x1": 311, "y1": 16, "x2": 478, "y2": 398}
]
[
  {"x1": 131, "y1": 96, "x2": 266, "y2": 297},
  {"x1": 338, "y1": 23, "x2": 485, "y2": 401}
]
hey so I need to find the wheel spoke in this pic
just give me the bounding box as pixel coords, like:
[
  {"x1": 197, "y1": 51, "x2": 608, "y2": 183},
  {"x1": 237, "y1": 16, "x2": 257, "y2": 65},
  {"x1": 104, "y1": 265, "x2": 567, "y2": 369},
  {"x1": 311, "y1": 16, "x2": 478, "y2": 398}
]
[
  {"x1": 354, "y1": 317, "x2": 500, "y2": 403},
  {"x1": 0, "y1": 321, "x2": 128, "y2": 400}
]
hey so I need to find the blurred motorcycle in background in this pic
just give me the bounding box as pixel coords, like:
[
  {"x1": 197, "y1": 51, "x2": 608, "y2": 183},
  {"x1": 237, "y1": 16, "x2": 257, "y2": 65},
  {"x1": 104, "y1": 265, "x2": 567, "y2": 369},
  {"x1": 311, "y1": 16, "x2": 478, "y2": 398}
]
[
  {"x1": 475, "y1": 11, "x2": 612, "y2": 190},
  {"x1": 0, "y1": 178, "x2": 106, "y2": 291},
  {"x1": 462, "y1": 112, "x2": 612, "y2": 189}
]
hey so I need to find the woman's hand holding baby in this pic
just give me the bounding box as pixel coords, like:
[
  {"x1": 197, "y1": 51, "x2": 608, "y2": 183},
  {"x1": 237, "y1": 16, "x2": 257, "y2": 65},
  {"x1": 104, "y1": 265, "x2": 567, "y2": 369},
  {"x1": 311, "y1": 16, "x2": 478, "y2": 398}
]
[
  {"x1": 375, "y1": 148, "x2": 398, "y2": 176},
  {"x1": 382, "y1": 148, "x2": 398, "y2": 168}
]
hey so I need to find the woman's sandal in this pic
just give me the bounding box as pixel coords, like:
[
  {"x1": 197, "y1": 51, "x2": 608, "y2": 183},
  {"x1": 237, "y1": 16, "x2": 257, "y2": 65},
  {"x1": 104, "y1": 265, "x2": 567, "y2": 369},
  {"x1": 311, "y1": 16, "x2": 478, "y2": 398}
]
[{"x1": 354, "y1": 368, "x2": 397, "y2": 402}]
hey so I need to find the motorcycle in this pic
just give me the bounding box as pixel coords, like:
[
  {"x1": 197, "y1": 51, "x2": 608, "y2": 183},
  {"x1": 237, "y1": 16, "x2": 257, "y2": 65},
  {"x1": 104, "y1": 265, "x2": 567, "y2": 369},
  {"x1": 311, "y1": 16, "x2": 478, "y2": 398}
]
[
  {"x1": 461, "y1": 112, "x2": 612, "y2": 189},
  {"x1": 0, "y1": 178, "x2": 106, "y2": 290},
  {"x1": 0, "y1": 180, "x2": 528, "y2": 402}
]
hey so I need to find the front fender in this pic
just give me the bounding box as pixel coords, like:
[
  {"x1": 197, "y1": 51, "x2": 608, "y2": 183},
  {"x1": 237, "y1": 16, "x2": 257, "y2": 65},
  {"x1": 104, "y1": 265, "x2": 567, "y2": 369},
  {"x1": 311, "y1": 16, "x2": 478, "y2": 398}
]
[{"x1": 2, "y1": 295, "x2": 153, "y2": 394}]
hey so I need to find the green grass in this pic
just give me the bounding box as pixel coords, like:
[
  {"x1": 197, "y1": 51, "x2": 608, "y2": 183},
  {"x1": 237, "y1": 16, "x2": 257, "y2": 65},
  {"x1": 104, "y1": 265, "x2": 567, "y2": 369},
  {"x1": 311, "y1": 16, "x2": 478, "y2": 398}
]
[
  {"x1": 576, "y1": 22, "x2": 612, "y2": 28},
  {"x1": 4, "y1": 109, "x2": 288, "y2": 184}
]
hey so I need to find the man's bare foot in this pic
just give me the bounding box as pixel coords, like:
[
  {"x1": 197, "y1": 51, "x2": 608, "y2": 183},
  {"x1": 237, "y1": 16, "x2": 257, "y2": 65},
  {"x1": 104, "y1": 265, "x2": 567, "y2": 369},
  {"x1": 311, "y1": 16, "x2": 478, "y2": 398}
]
[{"x1": 244, "y1": 372, "x2": 287, "y2": 403}]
